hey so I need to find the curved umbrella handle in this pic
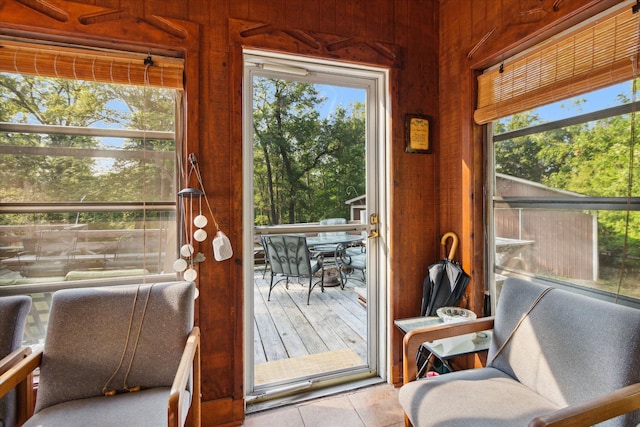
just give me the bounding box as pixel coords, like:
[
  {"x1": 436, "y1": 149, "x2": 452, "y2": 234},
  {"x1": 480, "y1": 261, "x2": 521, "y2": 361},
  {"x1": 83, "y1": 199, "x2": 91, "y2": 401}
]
[{"x1": 440, "y1": 232, "x2": 459, "y2": 260}]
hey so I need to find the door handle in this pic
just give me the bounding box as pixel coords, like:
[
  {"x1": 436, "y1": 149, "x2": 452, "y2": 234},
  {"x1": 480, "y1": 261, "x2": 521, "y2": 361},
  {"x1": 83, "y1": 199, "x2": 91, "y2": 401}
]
[{"x1": 368, "y1": 213, "x2": 379, "y2": 239}]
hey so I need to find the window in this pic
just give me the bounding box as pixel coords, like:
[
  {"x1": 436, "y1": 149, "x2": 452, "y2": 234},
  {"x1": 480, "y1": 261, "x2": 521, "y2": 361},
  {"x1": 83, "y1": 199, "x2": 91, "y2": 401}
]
[
  {"x1": 489, "y1": 81, "x2": 640, "y2": 307},
  {"x1": 0, "y1": 39, "x2": 182, "y2": 345},
  {"x1": 482, "y1": 1, "x2": 640, "y2": 310}
]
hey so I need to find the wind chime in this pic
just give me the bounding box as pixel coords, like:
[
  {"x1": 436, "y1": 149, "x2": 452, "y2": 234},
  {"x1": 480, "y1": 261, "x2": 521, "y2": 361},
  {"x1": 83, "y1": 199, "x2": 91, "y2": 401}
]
[{"x1": 174, "y1": 153, "x2": 232, "y2": 281}]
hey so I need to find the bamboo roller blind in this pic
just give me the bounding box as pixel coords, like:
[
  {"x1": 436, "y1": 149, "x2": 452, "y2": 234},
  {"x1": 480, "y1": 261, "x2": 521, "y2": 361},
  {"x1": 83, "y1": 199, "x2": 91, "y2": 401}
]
[
  {"x1": 0, "y1": 40, "x2": 184, "y2": 90},
  {"x1": 475, "y1": 3, "x2": 640, "y2": 124}
]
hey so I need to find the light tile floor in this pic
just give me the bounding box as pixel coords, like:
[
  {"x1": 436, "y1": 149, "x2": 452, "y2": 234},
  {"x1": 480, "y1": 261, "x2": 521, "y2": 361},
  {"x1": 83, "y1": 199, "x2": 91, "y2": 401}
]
[{"x1": 243, "y1": 383, "x2": 405, "y2": 427}]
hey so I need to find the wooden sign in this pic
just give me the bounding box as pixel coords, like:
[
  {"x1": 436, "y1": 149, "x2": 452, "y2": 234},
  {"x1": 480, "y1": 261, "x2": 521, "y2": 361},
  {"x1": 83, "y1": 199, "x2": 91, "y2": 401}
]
[{"x1": 405, "y1": 114, "x2": 431, "y2": 154}]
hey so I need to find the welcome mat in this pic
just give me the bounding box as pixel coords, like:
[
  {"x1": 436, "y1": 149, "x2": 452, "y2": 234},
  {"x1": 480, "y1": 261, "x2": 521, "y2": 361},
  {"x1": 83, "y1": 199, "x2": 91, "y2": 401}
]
[{"x1": 255, "y1": 348, "x2": 363, "y2": 386}]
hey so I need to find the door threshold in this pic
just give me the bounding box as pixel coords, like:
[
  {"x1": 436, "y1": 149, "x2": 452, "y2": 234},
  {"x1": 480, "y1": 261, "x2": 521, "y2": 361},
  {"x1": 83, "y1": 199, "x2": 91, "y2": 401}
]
[{"x1": 245, "y1": 376, "x2": 384, "y2": 414}]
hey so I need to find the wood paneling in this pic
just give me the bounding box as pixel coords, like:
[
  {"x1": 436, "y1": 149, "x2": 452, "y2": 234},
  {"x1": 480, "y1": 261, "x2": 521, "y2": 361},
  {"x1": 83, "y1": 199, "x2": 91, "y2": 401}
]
[
  {"x1": 437, "y1": 0, "x2": 625, "y2": 328},
  {"x1": 0, "y1": 0, "x2": 624, "y2": 424}
]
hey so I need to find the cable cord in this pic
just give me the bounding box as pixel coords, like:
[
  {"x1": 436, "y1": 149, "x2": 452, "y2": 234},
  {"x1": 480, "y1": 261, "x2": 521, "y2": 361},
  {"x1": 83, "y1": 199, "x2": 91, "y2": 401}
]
[{"x1": 102, "y1": 283, "x2": 154, "y2": 395}]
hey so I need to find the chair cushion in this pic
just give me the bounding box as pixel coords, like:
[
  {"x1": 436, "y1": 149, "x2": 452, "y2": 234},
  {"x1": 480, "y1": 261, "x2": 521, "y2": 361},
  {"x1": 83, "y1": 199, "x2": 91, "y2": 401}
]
[
  {"x1": 490, "y1": 278, "x2": 640, "y2": 413},
  {"x1": 23, "y1": 387, "x2": 190, "y2": 427},
  {"x1": 35, "y1": 281, "x2": 194, "y2": 412},
  {"x1": 345, "y1": 253, "x2": 366, "y2": 271},
  {"x1": 399, "y1": 367, "x2": 560, "y2": 427}
]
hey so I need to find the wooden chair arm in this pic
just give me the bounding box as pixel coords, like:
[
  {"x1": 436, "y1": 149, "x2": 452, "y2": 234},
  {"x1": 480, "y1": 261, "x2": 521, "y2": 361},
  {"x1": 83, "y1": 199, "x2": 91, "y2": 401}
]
[
  {"x1": 0, "y1": 346, "x2": 32, "y2": 376},
  {"x1": 0, "y1": 349, "x2": 41, "y2": 399},
  {"x1": 402, "y1": 317, "x2": 495, "y2": 384},
  {"x1": 528, "y1": 383, "x2": 640, "y2": 427},
  {"x1": 169, "y1": 327, "x2": 201, "y2": 427},
  {"x1": 0, "y1": 348, "x2": 41, "y2": 424}
]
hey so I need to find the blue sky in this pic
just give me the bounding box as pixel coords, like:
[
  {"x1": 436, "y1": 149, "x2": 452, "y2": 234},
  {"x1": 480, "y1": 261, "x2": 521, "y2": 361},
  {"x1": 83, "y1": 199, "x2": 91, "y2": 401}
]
[
  {"x1": 316, "y1": 81, "x2": 634, "y2": 124},
  {"x1": 535, "y1": 81, "x2": 632, "y2": 122},
  {"x1": 316, "y1": 84, "x2": 366, "y2": 118}
]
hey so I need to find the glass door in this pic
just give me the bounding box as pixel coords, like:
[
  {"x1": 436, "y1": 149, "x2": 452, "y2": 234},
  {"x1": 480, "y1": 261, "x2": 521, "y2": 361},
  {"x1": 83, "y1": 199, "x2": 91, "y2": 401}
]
[{"x1": 242, "y1": 51, "x2": 387, "y2": 407}]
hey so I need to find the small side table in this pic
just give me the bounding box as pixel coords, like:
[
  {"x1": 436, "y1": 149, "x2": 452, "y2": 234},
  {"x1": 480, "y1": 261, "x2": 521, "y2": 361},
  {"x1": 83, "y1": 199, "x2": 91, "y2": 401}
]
[
  {"x1": 394, "y1": 316, "x2": 492, "y2": 374},
  {"x1": 419, "y1": 330, "x2": 492, "y2": 373}
]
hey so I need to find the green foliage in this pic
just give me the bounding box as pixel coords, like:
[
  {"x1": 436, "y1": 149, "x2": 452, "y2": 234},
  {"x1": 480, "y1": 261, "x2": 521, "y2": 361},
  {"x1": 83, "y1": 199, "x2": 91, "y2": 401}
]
[
  {"x1": 0, "y1": 73, "x2": 175, "y2": 226},
  {"x1": 495, "y1": 84, "x2": 640, "y2": 265},
  {"x1": 252, "y1": 77, "x2": 365, "y2": 225}
]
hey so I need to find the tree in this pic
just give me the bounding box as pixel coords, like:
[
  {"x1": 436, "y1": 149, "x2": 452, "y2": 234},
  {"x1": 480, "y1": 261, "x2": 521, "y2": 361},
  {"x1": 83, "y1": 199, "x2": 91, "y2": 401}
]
[
  {"x1": 494, "y1": 85, "x2": 640, "y2": 271},
  {"x1": 0, "y1": 73, "x2": 175, "y2": 227},
  {"x1": 252, "y1": 77, "x2": 365, "y2": 225}
]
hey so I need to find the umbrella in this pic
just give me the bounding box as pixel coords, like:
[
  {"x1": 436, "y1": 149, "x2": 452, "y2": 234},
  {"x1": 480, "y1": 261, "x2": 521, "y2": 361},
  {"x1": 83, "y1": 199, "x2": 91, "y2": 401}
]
[{"x1": 420, "y1": 232, "x2": 471, "y2": 316}]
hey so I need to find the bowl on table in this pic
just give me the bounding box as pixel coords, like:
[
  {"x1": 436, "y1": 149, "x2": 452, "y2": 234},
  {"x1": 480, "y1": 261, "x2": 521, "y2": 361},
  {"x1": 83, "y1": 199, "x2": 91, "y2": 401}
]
[{"x1": 436, "y1": 306, "x2": 477, "y2": 323}]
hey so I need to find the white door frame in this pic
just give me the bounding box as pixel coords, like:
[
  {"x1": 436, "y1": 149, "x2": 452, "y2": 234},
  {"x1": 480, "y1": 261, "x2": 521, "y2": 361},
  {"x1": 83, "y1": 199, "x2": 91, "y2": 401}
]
[{"x1": 241, "y1": 49, "x2": 391, "y2": 405}]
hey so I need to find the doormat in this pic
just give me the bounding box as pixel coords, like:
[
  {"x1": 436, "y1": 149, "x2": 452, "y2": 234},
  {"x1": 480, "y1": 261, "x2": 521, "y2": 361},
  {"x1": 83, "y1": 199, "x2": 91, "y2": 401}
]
[{"x1": 255, "y1": 348, "x2": 363, "y2": 386}]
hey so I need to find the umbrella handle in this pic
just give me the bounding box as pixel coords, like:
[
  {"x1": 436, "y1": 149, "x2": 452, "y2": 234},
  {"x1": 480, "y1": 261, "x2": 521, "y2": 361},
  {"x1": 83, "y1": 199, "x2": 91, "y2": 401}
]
[{"x1": 441, "y1": 232, "x2": 459, "y2": 260}]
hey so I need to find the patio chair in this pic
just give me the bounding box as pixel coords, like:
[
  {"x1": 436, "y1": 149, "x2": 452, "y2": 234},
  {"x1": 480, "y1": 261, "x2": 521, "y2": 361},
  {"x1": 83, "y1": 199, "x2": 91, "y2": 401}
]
[
  {"x1": 258, "y1": 235, "x2": 270, "y2": 279},
  {"x1": 19, "y1": 229, "x2": 79, "y2": 277},
  {"x1": 0, "y1": 295, "x2": 31, "y2": 427},
  {"x1": 264, "y1": 235, "x2": 324, "y2": 305},
  {"x1": 336, "y1": 241, "x2": 366, "y2": 286},
  {"x1": 0, "y1": 281, "x2": 201, "y2": 427}
]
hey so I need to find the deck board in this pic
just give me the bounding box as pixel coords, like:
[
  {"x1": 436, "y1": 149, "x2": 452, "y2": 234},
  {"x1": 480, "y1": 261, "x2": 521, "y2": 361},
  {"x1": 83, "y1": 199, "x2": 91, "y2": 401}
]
[
  {"x1": 253, "y1": 271, "x2": 367, "y2": 364},
  {"x1": 254, "y1": 277, "x2": 288, "y2": 361}
]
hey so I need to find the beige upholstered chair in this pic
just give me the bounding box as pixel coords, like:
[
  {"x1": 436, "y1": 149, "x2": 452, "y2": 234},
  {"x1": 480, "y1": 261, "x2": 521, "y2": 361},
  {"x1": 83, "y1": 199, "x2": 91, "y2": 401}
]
[
  {"x1": 0, "y1": 295, "x2": 31, "y2": 427},
  {"x1": 399, "y1": 278, "x2": 640, "y2": 427},
  {"x1": 0, "y1": 281, "x2": 200, "y2": 427}
]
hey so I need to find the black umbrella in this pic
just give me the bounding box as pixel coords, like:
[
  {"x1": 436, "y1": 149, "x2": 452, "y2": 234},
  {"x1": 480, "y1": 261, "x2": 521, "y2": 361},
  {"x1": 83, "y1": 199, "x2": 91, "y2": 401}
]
[{"x1": 420, "y1": 232, "x2": 471, "y2": 316}]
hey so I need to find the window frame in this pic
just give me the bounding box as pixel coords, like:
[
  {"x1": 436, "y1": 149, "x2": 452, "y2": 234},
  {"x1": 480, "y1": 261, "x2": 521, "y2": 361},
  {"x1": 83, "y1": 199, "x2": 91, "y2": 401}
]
[
  {"x1": 0, "y1": 50, "x2": 184, "y2": 346},
  {"x1": 485, "y1": 99, "x2": 640, "y2": 314}
]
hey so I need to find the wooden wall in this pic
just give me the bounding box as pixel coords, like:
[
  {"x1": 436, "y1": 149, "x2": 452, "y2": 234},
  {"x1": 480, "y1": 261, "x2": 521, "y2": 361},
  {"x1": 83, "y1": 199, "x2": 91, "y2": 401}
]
[
  {"x1": 0, "y1": 1, "x2": 438, "y2": 425},
  {"x1": 0, "y1": 0, "x2": 625, "y2": 425},
  {"x1": 438, "y1": 1, "x2": 623, "y2": 322}
]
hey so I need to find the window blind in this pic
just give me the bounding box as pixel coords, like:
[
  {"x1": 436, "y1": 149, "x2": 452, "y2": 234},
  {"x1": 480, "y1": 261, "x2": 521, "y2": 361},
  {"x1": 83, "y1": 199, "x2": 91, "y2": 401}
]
[
  {"x1": 0, "y1": 39, "x2": 184, "y2": 90},
  {"x1": 475, "y1": 2, "x2": 640, "y2": 124}
]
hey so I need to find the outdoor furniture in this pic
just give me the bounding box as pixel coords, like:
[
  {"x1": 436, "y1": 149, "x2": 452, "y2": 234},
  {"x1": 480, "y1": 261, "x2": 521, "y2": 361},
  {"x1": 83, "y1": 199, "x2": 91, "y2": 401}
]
[
  {"x1": 313, "y1": 218, "x2": 348, "y2": 255},
  {"x1": 263, "y1": 235, "x2": 324, "y2": 305},
  {"x1": 0, "y1": 281, "x2": 201, "y2": 427},
  {"x1": 336, "y1": 241, "x2": 366, "y2": 285},
  {"x1": 258, "y1": 235, "x2": 270, "y2": 279},
  {"x1": 0, "y1": 295, "x2": 31, "y2": 427},
  {"x1": 18, "y1": 230, "x2": 80, "y2": 277},
  {"x1": 399, "y1": 277, "x2": 640, "y2": 427}
]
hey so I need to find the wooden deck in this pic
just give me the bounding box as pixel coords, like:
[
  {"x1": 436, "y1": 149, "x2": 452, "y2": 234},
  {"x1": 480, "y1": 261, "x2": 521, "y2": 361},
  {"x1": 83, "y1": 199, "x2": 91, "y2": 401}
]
[{"x1": 253, "y1": 267, "x2": 368, "y2": 381}]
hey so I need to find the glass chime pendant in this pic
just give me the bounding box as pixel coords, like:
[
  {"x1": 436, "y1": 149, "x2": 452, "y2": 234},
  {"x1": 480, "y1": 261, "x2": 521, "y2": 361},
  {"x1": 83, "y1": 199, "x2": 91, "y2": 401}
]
[
  {"x1": 180, "y1": 244, "x2": 194, "y2": 258},
  {"x1": 173, "y1": 258, "x2": 188, "y2": 272},
  {"x1": 194, "y1": 214, "x2": 208, "y2": 228},
  {"x1": 184, "y1": 267, "x2": 198, "y2": 281},
  {"x1": 194, "y1": 228, "x2": 207, "y2": 242}
]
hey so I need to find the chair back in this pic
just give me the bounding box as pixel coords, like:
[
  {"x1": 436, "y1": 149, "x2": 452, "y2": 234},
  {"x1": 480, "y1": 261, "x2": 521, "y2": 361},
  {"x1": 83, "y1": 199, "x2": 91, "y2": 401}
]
[
  {"x1": 0, "y1": 295, "x2": 31, "y2": 427},
  {"x1": 264, "y1": 235, "x2": 313, "y2": 277},
  {"x1": 489, "y1": 278, "x2": 640, "y2": 425},
  {"x1": 319, "y1": 218, "x2": 347, "y2": 237},
  {"x1": 35, "y1": 281, "x2": 195, "y2": 413},
  {"x1": 35, "y1": 229, "x2": 78, "y2": 259}
]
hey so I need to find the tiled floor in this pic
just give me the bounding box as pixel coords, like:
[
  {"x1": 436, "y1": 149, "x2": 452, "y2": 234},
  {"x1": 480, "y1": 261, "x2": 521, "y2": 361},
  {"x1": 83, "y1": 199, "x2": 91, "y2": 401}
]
[{"x1": 242, "y1": 383, "x2": 405, "y2": 427}]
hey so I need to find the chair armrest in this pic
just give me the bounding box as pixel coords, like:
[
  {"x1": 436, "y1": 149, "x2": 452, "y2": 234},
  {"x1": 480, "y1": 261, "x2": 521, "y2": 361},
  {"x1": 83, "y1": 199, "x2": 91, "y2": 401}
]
[
  {"x1": 402, "y1": 317, "x2": 495, "y2": 384},
  {"x1": 0, "y1": 346, "x2": 32, "y2": 376},
  {"x1": 528, "y1": 383, "x2": 640, "y2": 427},
  {"x1": 0, "y1": 348, "x2": 41, "y2": 399},
  {"x1": 168, "y1": 327, "x2": 201, "y2": 427},
  {"x1": 0, "y1": 348, "x2": 42, "y2": 424}
]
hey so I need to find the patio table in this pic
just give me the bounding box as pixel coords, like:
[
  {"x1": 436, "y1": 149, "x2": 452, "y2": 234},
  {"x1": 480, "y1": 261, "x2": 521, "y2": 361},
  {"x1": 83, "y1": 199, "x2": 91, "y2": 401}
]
[{"x1": 306, "y1": 234, "x2": 365, "y2": 287}]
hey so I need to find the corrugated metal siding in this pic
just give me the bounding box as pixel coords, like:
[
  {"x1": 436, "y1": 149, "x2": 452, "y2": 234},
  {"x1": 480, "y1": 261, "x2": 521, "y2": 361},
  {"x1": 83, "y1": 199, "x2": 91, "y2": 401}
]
[{"x1": 495, "y1": 177, "x2": 596, "y2": 281}]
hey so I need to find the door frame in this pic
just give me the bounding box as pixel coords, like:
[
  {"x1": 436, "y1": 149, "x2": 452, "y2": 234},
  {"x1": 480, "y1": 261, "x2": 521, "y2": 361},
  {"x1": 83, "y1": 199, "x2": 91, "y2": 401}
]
[{"x1": 241, "y1": 49, "x2": 391, "y2": 407}]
